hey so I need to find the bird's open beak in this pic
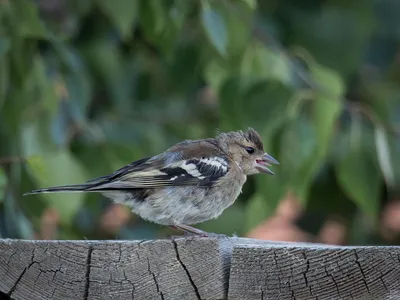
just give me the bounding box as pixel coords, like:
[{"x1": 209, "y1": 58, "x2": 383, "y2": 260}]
[{"x1": 255, "y1": 153, "x2": 279, "y2": 175}]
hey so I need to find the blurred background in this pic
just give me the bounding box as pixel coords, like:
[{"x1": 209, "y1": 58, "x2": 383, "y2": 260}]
[{"x1": 0, "y1": 0, "x2": 400, "y2": 245}]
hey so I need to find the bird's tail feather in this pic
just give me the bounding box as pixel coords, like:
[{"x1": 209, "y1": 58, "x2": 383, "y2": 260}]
[{"x1": 23, "y1": 184, "x2": 94, "y2": 196}]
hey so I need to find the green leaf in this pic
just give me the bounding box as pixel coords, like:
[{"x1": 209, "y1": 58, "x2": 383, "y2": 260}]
[
  {"x1": 280, "y1": 116, "x2": 320, "y2": 204},
  {"x1": 10, "y1": 0, "x2": 47, "y2": 39},
  {"x1": 26, "y1": 150, "x2": 89, "y2": 225},
  {"x1": 219, "y1": 80, "x2": 292, "y2": 210},
  {"x1": 0, "y1": 38, "x2": 10, "y2": 57},
  {"x1": 335, "y1": 117, "x2": 381, "y2": 218},
  {"x1": 201, "y1": 2, "x2": 228, "y2": 56},
  {"x1": 31, "y1": 56, "x2": 59, "y2": 114},
  {"x1": 204, "y1": 59, "x2": 230, "y2": 91},
  {"x1": 313, "y1": 95, "x2": 342, "y2": 154},
  {"x1": 139, "y1": 0, "x2": 168, "y2": 40},
  {"x1": 311, "y1": 63, "x2": 344, "y2": 98},
  {"x1": 240, "y1": 42, "x2": 293, "y2": 86},
  {"x1": 311, "y1": 64, "x2": 344, "y2": 156},
  {"x1": 20, "y1": 121, "x2": 51, "y2": 157},
  {"x1": 240, "y1": 0, "x2": 257, "y2": 9},
  {"x1": 0, "y1": 39, "x2": 9, "y2": 111},
  {"x1": 374, "y1": 127, "x2": 400, "y2": 191},
  {"x1": 0, "y1": 167, "x2": 6, "y2": 202},
  {"x1": 50, "y1": 41, "x2": 92, "y2": 122},
  {"x1": 307, "y1": 169, "x2": 355, "y2": 218},
  {"x1": 219, "y1": 78, "x2": 293, "y2": 132},
  {"x1": 3, "y1": 191, "x2": 22, "y2": 238},
  {"x1": 374, "y1": 125, "x2": 395, "y2": 188},
  {"x1": 69, "y1": 0, "x2": 93, "y2": 16},
  {"x1": 280, "y1": 64, "x2": 344, "y2": 205},
  {"x1": 21, "y1": 118, "x2": 88, "y2": 225},
  {"x1": 391, "y1": 138, "x2": 400, "y2": 191},
  {"x1": 218, "y1": 76, "x2": 246, "y2": 129},
  {"x1": 363, "y1": 82, "x2": 400, "y2": 126},
  {"x1": 216, "y1": 0, "x2": 252, "y2": 56},
  {"x1": 3, "y1": 55, "x2": 58, "y2": 131},
  {"x1": 64, "y1": 71, "x2": 92, "y2": 123},
  {"x1": 244, "y1": 193, "x2": 272, "y2": 233},
  {"x1": 96, "y1": 0, "x2": 138, "y2": 39},
  {"x1": 81, "y1": 39, "x2": 132, "y2": 113},
  {"x1": 14, "y1": 212, "x2": 35, "y2": 239},
  {"x1": 198, "y1": 203, "x2": 245, "y2": 235},
  {"x1": 287, "y1": 6, "x2": 374, "y2": 76},
  {"x1": 243, "y1": 81, "x2": 293, "y2": 132}
]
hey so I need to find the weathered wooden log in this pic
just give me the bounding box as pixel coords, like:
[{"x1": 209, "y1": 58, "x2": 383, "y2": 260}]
[
  {"x1": 229, "y1": 241, "x2": 400, "y2": 300},
  {"x1": 0, "y1": 237, "x2": 399, "y2": 300}
]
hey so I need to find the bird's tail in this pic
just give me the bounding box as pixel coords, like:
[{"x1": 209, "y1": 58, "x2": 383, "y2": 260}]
[{"x1": 23, "y1": 184, "x2": 94, "y2": 196}]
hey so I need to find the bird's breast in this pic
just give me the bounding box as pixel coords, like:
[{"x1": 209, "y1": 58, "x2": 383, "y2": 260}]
[{"x1": 103, "y1": 172, "x2": 247, "y2": 226}]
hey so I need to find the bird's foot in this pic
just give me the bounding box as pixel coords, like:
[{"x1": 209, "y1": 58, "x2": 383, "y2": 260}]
[
  {"x1": 169, "y1": 225, "x2": 227, "y2": 238},
  {"x1": 169, "y1": 225, "x2": 208, "y2": 236}
]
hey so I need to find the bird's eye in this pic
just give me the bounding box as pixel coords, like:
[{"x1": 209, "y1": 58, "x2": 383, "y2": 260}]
[{"x1": 246, "y1": 147, "x2": 255, "y2": 154}]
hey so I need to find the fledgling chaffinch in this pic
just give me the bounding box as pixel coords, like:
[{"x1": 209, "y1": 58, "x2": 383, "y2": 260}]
[{"x1": 25, "y1": 128, "x2": 279, "y2": 235}]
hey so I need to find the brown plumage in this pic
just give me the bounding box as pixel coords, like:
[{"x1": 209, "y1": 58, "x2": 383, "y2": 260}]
[{"x1": 24, "y1": 128, "x2": 279, "y2": 236}]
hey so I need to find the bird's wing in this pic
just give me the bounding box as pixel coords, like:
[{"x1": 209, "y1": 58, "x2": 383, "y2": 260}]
[{"x1": 87, "y1": 140, "x2": 231, "y2": 190}]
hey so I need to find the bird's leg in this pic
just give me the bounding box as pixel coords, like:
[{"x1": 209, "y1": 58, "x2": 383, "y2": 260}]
[
  {"x1": 169, "y1": 224, "x2": 209, "y2": 237},
  {"x1": 178, "y1": 224, "x2": 210, "y2": 236}
]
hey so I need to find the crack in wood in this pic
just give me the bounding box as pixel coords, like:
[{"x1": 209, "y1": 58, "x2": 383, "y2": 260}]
[
  {"x1": 379, "y1": 269, "x2": 391, "y2": 293},
  {"x1": 301, "y1": 251, "x2": 313, "y2": 297},
  {"x1": 0, "y1": 291, "x2": 12, "y2": 300},
  {"x1": 7, "y1": 266, "x2": 27, "y2": 298},
  {"x1": 171, "y1": 239, "x2": 201, "y2": 300},
  {"x1": 324, "y1": 266, "x2": 341, "y2": 298},
  {"x1": 83, "y1": 244, "x2": 93, "y2": 300},
  {"x1": 7, "y1": 249, "x2": 36, "y2": 297},
  {"x1": 122, "y1": 269, "x2": 135, "y2": 299},
  {"x1": 145, "y1": 255, "x2": 164, "y2": 300},
  {"x1": 354, "y1": 249, "x2": 371, "y2": 295}
]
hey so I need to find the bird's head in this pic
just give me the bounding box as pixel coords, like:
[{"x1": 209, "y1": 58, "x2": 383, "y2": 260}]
[{"x1": 216, "y1": 128, "x2": 279, "y2": 175}]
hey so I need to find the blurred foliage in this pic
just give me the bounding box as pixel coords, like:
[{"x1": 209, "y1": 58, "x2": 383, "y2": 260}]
[{"x1": 0, "y1": 0, "x2": 400, "y2": 244}]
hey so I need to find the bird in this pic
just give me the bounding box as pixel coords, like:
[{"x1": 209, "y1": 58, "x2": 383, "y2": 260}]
[{"x1": 24, "y1": 128, "x2": 279, "y2": 236}]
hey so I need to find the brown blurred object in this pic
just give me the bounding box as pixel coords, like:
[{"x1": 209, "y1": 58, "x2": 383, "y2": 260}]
[
  {"x1": 100, "y1": 203, "x2": 132, "y2": 234},
  {"x1": 247, "y1": 192, "x2": 313, "y2": 242},
  {"x1": 198, "y1": 86, "x2": 218, "y2": 108},
  {"x1": 380, "y1": 200, "x2": 400, "y2": 242},
  {"x1": 317, "y1": 218, "x2": 347, "y2": 245},
  {"x1": 37, "y1": 207, "x2": 60, "y2": 240},
  {"x1": 246, "y1": 215, "x2": 313, "y2": 242},
  {"x1": 37, "y1": 0, "x2": 67, "y2": 19},
  {"x1": 55, "y1": 77, "x2": 68, "y2": 99},
  {"x1": 247, "y1": 192, "x2": 348, "y2": 245},
  {"x1": 275, "y1": 191, "x2": 303, "y2": 221}
]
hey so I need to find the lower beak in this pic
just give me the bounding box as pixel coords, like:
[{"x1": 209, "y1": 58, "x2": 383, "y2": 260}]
[{"x1": 256, "y1": 153, "x2": 279, "y2": 175}]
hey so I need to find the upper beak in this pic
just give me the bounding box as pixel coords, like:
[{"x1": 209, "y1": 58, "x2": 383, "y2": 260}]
[{"x1": 256, "y1": 153, "x2": 279, "y2": 175}]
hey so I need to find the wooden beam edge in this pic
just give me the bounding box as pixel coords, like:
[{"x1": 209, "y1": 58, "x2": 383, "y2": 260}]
[{"x1": 1, "y1": 237, "x2": 400, "y2": 300}]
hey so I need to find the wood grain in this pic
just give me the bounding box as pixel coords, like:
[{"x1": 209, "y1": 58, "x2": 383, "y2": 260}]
[
  {"x1": 228, "y1": 243, "x2": 400, "y2": 300},
  {"x1": 0, "y1": 238, "x2": 230, "y2": 300},
  {"x1": 1, "y1": 238, "x2": 400, "y2": 299}
]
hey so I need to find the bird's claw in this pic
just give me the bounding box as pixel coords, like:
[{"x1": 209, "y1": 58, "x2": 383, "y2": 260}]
[{"x1": 169, "y1": 225, "x2": 228, "y2": 239}]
